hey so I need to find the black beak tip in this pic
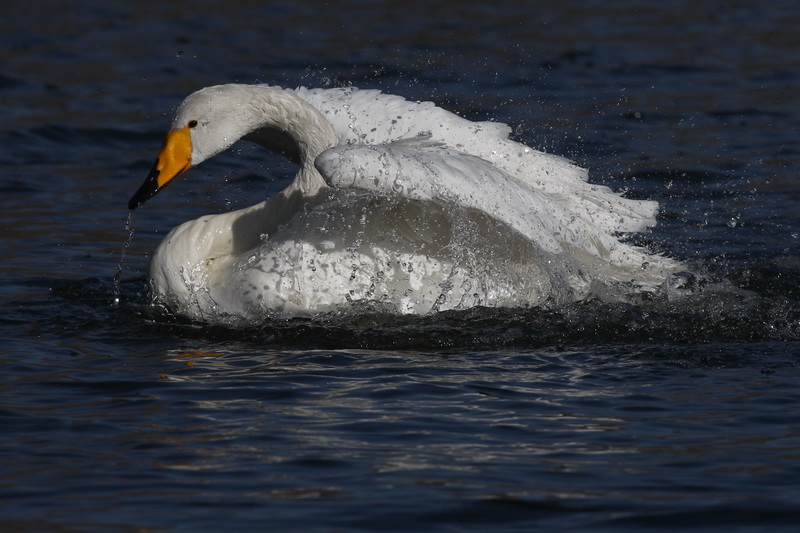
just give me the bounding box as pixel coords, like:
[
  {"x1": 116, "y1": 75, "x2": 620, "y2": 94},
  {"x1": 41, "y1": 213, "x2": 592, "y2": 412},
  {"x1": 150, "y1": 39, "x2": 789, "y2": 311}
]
[
  {"x1": 128, "y1": 163, "x2": 162, "y2": 211},
  {"x1": 128, "y1": 182, "x2": 159, "y2": 211}
]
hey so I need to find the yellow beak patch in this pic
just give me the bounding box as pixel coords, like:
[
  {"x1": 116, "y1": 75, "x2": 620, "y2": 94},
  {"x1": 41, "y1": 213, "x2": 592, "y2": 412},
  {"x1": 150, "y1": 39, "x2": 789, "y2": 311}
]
[
  {"x1": 155, "y1": 124, "x2": 193, "y2": 188},
  {"x1": 128, "y1": 123, "x2": 195, "y2": 210}
]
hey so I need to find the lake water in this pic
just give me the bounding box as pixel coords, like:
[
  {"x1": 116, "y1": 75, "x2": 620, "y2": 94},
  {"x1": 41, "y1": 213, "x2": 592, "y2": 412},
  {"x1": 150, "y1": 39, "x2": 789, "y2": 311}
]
[{"x1": 2, "y1": 1, "x2": 800, "y2": 531}]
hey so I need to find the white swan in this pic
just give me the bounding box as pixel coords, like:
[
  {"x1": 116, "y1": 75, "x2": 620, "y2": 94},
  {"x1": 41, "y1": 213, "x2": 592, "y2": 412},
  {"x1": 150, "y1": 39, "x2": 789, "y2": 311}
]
[{"x1": 129, "y1": 83, "x2": 680, "y2": 322}]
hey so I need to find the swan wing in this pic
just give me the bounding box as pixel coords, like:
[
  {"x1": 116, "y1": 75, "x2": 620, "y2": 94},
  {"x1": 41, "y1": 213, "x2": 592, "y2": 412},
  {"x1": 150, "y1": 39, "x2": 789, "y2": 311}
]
[
  {"x1": 292, "y1": 86, "x2": 512, "y2": 146},
  {"x1": 316, "y1": 141, "x2": 632, "y2": 259},
  {"x1": 293, "y1": 86, "x2": 658, "y2": 234}
]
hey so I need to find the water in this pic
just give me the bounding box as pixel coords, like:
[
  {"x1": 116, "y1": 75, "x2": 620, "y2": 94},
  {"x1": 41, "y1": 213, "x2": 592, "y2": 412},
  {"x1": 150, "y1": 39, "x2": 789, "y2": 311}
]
[
  {"x1": 112, "y1": 212, "x2": 134, "y2": 305},
  {"x1": 2, "y1": 0, "x2": 800, "y2": 530}
]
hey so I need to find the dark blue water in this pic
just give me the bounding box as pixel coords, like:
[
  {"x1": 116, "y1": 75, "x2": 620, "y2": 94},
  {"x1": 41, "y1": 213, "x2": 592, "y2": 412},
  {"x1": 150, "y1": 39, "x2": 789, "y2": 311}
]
[{"x1": 3, "y1": 1, "x2": 800, "y2": 531}]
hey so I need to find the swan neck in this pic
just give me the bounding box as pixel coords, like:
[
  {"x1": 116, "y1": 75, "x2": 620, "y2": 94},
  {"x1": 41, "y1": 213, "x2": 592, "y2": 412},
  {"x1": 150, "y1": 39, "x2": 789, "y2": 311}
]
[{"x1": 250, "y1": 87, "x2": 337, "y2": 194}]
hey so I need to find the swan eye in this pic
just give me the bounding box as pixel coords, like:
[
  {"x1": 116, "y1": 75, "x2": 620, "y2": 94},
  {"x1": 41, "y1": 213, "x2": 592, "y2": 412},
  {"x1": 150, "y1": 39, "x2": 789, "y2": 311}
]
[{"x1": 187, "y1": 120, "x2": 198, "y2": 128}]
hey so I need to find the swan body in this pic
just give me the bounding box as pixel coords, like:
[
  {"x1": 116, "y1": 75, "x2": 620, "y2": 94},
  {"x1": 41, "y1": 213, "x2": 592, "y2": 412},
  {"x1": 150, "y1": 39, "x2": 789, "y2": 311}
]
[{"x1": 129, "y1": 84, "x2": 681, "y2": 322}]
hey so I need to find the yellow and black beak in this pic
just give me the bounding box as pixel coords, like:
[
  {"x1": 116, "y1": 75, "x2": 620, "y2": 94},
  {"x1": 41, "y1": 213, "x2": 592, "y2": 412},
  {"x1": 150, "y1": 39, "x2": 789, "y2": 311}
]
[{"x1": 128, "y1": 125, "x2": 193, "y2": 210}]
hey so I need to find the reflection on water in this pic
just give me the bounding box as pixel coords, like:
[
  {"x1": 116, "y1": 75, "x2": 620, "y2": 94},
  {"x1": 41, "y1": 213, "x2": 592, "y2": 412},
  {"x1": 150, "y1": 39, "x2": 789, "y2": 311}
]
[{"x1": 4, "y1": 344, "x2": 800, "y2": 530}]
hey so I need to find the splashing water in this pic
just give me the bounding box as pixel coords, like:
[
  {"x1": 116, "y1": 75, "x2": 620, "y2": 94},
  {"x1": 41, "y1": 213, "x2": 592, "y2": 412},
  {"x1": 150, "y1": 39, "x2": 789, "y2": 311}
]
[{"x1": 113, "y1": 211, "x2": 135, "y2": 305}]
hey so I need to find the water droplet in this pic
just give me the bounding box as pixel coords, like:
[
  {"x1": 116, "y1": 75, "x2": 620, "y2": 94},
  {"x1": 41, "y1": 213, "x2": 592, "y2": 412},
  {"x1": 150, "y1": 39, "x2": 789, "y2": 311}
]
[{"x1": 113, "y1": 212, "x2": 135, "y2": 305}]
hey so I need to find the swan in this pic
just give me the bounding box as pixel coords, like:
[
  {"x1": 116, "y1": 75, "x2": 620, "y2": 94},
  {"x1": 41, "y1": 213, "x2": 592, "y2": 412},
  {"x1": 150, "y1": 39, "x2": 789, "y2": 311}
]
[{"x1": 128, "y1": 83, "x2": 680, "y2": 322}]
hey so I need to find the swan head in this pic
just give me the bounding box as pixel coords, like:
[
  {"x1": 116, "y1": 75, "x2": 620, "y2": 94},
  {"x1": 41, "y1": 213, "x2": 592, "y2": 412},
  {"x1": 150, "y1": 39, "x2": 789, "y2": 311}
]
[
  {"x1": 129, "y1": 84, "x2": 336, "y2": 210},
  {"x1": 128, "y1": 85, "x2": 271, "y2": 210}
]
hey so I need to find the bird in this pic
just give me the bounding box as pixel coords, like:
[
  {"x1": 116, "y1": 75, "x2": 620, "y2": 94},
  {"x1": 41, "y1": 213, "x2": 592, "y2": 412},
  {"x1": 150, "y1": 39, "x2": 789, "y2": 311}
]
[{"x1": 128, "y1": 83, "x2": 681, "y2": 323}]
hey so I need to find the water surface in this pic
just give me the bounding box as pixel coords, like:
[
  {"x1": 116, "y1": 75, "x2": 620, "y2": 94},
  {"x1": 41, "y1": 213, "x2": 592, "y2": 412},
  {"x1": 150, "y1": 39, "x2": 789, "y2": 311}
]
[{"x1": 2, "y1": 1, "x2": 800, "y2": 531}]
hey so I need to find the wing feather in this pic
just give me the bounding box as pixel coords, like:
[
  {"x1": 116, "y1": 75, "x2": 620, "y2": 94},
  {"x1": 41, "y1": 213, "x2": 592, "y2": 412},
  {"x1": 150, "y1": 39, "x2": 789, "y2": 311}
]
[
  {"x1": 294, "y1": 86, "x2": 659, "y2": 235},
  {"x1": 316, "y1": 142, "x2": 635, "y2": 260}
]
